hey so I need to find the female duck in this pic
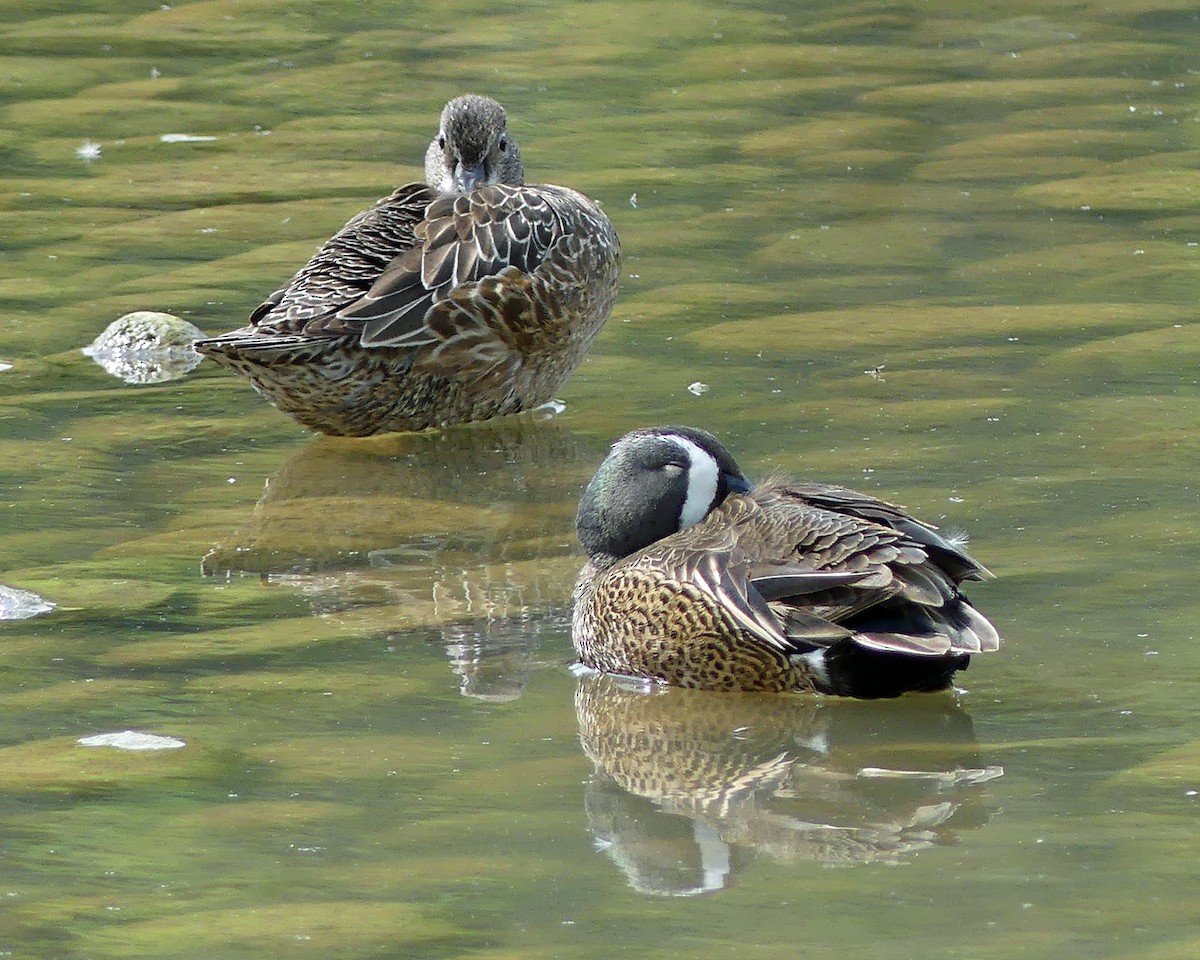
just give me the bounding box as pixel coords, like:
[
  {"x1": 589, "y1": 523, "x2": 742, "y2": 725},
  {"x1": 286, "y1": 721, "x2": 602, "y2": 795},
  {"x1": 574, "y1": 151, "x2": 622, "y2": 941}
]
[
  {"x1": 195, "y1": 94, "x2": 621, "y2": 436},
  {"x1": 573, "y1": 426, "x2": 1000, "y2": 698}
]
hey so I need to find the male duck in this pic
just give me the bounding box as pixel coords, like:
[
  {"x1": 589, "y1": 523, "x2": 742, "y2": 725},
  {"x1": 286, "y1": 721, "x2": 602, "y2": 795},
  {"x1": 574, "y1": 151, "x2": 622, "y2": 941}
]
[
  {"x1": 572, "y1": 426, "x2": 1000, "y2": 698},
  {"x1": 194, "y1": 94, "x2": 621, "y2": 436}
]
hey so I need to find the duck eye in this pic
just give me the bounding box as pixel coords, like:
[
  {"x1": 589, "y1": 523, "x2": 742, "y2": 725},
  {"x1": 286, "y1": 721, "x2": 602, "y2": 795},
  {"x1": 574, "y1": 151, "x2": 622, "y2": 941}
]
[{"x1": 437, "y1": 135, "x2": 446, "y2": 150}]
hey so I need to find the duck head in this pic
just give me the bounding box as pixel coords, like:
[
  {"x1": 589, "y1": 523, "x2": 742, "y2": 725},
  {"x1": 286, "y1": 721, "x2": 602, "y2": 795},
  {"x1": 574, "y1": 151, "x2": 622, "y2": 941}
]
[
  {"x1": 576, "y1": 426, "x2": 754, "y2": 564},
  {"x1": 424, "y1": 94, "x2": 525, "y2": 193}
]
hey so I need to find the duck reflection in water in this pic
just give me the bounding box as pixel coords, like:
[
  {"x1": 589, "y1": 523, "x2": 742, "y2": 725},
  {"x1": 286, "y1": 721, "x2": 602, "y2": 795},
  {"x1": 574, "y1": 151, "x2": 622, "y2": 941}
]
[
  {"x1": 575, "y1": 673, "x2": 1002, "y2": 896},
  {"x1": 202, "y1": 418, "x2": 600, "y2": 700}
]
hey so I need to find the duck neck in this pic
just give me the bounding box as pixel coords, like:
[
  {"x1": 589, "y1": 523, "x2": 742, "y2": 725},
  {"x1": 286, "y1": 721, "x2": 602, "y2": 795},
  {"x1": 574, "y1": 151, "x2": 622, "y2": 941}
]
[{"x1": 584, "y1": 551, "x2": 623, "y2": 574}]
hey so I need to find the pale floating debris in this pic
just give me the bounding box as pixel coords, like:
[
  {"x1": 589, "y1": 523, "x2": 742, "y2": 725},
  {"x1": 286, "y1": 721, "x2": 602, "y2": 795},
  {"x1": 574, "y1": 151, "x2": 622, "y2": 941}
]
[
  {"x1": 0, "y1": 361, "x2": 11, "y2": 372},
  {"x1": 0, "y1": 584, "x2": 55, "y2": 621},
  {"x1": 160, "y1": 133, "x2": 218, "y2": 143},
  {"x1": 76, "y1": 140, "x2": 102, "y2": 161},
  {"x1": 687, "y1": 381, "x2": 709, "y2": 396},
  {"x1": 629, "y1": 192, "x2": 638, "y2": 208},
  {"x1": 83, "y1": 311, "x2": 205, "y2": 384},
  {"x1": 78, "y1": 731, "x2": 186, "y2": 751}
]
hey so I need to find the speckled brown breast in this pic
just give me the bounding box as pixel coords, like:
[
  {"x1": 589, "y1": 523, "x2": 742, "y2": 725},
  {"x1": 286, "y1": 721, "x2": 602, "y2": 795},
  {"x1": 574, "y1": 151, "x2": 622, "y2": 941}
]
[{"x1": 573, "y1": 560, "x2": 816, "y2": 692}]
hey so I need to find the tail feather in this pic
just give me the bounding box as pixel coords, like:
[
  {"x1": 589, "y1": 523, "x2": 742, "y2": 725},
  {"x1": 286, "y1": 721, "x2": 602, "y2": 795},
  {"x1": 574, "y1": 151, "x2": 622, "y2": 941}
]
[
  {"x1": 194, "y1": 332, "x2": 335, "y2": 365},
  {"x1": 809, "y1": 639, "x2": 969, "y2": 699}
]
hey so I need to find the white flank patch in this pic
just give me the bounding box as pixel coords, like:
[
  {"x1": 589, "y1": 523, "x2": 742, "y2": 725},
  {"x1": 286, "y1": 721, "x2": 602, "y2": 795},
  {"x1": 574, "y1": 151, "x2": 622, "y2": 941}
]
[
  {"x1": 664, "y1": 435, "x2": 719, "y2": 529},
  {"x1": 78, "y1": 731, "x2": 186, "y2": 751},
  {"x1": 795, "y1": 649, "x2": 830, "y2": 686}
]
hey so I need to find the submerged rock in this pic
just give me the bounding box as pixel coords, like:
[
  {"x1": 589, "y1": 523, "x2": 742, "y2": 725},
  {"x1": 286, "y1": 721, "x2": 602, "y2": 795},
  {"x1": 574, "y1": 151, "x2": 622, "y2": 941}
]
[
  {"x1": 0, "y1": 584, "x2": 55, "y2": 620},
  {"x1": 82, "y1": 310, "x2": 205, "y2": 384}
]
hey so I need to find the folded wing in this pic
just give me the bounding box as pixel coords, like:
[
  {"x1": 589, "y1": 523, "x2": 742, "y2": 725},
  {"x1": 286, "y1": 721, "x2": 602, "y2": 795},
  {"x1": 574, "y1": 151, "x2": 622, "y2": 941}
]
[{"x1": 653, "y1": 483, "x2": 999, "y2": 660}]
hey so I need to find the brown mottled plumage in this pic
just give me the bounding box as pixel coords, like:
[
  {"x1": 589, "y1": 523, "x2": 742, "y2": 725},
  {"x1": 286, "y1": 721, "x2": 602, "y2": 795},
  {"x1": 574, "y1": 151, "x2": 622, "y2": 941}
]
[
  {"x1": 194, "y1": 95, "x2": 621, "y2": 436},
  {"x1": 573, "y1": 427, "x2": 1000, "y2": 697}
]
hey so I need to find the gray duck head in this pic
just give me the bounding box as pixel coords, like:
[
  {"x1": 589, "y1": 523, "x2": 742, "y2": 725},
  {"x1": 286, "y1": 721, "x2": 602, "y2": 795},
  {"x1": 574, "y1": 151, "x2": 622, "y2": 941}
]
[
  {"x1": 576, "y1": 426, "x2": 754, "y2": 564},
  {"x1": 424, "y1": 94, "x2": 525, "y2": 193}
]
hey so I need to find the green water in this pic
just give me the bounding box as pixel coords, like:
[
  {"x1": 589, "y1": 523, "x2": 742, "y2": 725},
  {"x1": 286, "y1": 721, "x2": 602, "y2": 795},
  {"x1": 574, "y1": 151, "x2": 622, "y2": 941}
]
[{"x1": 2, "y1": 0, "x2": 1199, "y2": 956}]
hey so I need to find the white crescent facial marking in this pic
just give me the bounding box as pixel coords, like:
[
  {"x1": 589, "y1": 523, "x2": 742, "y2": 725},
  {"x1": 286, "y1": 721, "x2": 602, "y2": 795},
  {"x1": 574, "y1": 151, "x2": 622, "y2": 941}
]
[{"x1": 664, "y1": 435, "x2": 720, "y2": 530}]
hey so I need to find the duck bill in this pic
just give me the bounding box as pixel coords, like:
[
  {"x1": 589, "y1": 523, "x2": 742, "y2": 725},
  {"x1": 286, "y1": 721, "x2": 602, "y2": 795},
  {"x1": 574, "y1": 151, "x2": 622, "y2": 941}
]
[
  {"x1": 453, "y1": 162, "x2": 486, "y2": 192},
  {"x1": 724, "y1": 472, "x2": 753, "y2": 495}
]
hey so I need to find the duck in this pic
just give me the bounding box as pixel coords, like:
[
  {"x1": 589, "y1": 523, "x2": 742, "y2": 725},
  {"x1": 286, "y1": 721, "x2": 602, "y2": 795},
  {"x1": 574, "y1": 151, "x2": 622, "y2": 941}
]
[
  {"x1": 193, "y1": 94, "x2": 621, "y2": 436},
  {"x1": 572, "y1": 426, "x2": 1000, "y2": 698}
]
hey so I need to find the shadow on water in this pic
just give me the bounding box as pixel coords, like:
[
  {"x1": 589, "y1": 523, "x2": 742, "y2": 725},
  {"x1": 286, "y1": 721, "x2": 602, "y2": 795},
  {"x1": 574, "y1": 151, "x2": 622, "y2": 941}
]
[
  {"x1": 575, "y1": 673, "x2": 1002, "y2": 895},
  {"x1": 202, "y1": 416, "x2": 605, "y2": 699}
]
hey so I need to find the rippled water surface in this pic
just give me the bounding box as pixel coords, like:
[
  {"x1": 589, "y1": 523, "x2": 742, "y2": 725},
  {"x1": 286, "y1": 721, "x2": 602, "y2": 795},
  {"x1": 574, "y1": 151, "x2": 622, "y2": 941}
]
[{"x1": 2, "y1": 1, "x2": 1199, "y2": 957}]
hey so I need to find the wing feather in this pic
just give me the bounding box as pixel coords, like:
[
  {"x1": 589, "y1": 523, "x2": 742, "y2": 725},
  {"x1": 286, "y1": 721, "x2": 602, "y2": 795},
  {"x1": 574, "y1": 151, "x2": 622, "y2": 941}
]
[
  {"x1": 685, "y1": 551, "x2": 793, "y2": 653},
  {"x1": 329, "y1": 184, "x2": 575, "y2": 384},
  {"x1": 240, "y1": 183, "x2": 434, "y2": 334},
  {"x1": 645, "y1": 483, "x2": 999, "y2": 660}
]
